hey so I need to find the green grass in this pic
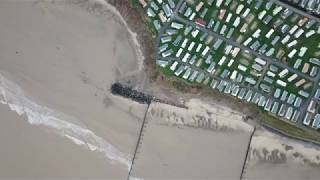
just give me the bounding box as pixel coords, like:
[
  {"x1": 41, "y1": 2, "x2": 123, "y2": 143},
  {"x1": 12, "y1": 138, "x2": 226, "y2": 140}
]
[
  {"x1": 134, "y1": 0, "x2": 320, "y2": 143},
  {"x1": 259, "y1": 110, "x2": 320, "y2": 143},
  {"x1": 158, "y1": 65, "x2": 205, "y2": 86},
  {"x1": 157, "y1": 65, "x2": 175, "y2": 77},
  {"x1": 159, "y1": 69, "x2": 206, "y2": 92},
  {"x1": 130, "y1": 0, "x2": 159, "y2": 36}
]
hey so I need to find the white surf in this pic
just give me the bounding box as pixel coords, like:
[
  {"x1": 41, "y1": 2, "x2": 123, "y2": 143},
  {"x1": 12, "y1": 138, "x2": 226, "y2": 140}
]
[{"x1": 0, "y1": 72, "x2": 131, "y2": 170}]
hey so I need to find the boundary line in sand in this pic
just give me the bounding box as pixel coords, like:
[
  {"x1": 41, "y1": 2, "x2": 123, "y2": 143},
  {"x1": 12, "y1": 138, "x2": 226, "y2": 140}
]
[
  {"x1": 127, "y1": 103, "x2": 150, "y2": 180},
  {"x1": 240, "y1": 127, "x2": 256, "y2": 180},
  {"x1": 98, "y1": 0, "x2": 145, "y2": 71}
]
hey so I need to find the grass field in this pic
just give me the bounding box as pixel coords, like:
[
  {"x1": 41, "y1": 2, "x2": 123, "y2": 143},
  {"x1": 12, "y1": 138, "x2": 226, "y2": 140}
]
[
  {"x1": 260, "y1": 111, "x2": 320, "y2": 143},
  {"x1": 132, "y1": 0, "x2": 320, "y2": 143}
]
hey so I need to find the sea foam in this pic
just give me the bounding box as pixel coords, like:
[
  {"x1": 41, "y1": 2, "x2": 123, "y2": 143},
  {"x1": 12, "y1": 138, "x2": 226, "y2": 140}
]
[{"x1": 0, "y1": 73, "x2": 131, "y2": 170}]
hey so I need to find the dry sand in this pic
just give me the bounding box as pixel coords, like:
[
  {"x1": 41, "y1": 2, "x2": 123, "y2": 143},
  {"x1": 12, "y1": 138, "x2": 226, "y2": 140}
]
[
  {"x1": 131, "y1": 100, "x2": 254, "y2": 179},
  {"x1": 243, "y1": 129, "x2": 320, "y2": 180},
  {"x1": 0, "y1": 103, "x2": 120, "y2": 179},
  {"x1": 1, "y1": 0, "x2": 320, "y2": 179},
  {"x1": 0, "y1": 0, "x2": 147, "y2": 178}
]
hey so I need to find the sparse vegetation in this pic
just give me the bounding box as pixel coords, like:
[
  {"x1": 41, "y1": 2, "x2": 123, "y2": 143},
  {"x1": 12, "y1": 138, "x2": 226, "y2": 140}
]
[{"x1": 259, "y1": 111, "x2": 320, "y2": 143}]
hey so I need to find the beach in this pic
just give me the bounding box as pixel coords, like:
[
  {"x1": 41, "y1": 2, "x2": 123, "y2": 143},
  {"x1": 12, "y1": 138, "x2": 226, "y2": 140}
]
[
  {"x1": 243, "y1": 129, "x2": 320, "y2": 180},
  {"x1": 0, "y1": 0, "x2": 147, "y2": 178},
  {"x1": 131, "y1": 100, "x2": 254, "y2": 179},
  {"x1": 0, "y1": 103, "x2": 121, "y2": 178},
  {"x1": 0, "y1": 0, "x2": 320, "y2": 179}
]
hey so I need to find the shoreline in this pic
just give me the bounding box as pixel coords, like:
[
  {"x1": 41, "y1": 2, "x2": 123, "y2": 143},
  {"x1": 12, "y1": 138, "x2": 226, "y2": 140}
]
[
  {"x1": 0, "y1": 0, "x2": 318, "y2": 178},
  {"x1": 105, "y1": 2, "x2": 320, "y2": 178},
  {"x1": 98, "y1": 0, "x2": 145, "y2": 72},
  {"x1": 106, "y1": 0, "x2": 320, "y2": 146},
  {"x1": 0, "y1": 0, "x2": 150, "y2": 178},
  {"x1": 106, "y1": 0, "x2": 156, "y2": 77},
  {"x1": 110, "y1": 82, "x2": 187, "y2": 108}
]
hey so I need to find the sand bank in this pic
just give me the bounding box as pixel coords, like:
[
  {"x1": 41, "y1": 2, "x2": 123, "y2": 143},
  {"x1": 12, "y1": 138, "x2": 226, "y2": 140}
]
[
  {"x1": 0, "y1": 103, "x2": 125, "y2": 179},
  {"x1": 1, "y1": 0, "x2": 320, "y2": 179},
  {"x1": 148, "y1": 99, "x2": 254, "y2": 132},
  {"x1": 243, "y1": 129, "x2": 320, "y2": 180},
  {"x1": 130, "y1": 100, "x2": 254, "y2": 179},
  {"x1": 0, "y1": 0, "x2": 147, "y2": 178}
]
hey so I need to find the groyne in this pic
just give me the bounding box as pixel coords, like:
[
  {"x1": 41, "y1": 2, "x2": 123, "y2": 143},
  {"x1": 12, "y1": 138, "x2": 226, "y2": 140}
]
[
  {"x1": 111, "y1": 83, "x2": 153, "y2": 104},
  {"x1": 111, "y1": 83, "x2": 187, "y2": 108}
]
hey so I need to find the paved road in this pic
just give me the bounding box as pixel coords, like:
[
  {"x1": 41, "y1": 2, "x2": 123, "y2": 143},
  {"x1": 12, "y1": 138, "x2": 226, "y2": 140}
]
[
  {"x1": 164, "y1": 56, "x2": 291, "y2": 107},
  {"x1": 270, "y1": 0, "x2": 320, "y2": 124},
  {"x1": 154, "y1": 0, "x2": 185, "y2": 60},
  {"x1": 173, "y1": 10, "x2": 320, "y2": 124},
  {"x1": 271, "y1": 0, "x2": 320, "y2": 22},
  {"x1": 271, "y1": 0, "x2": 320, "y2": 124},
  {"x1": 156, "y1": 0, "x2": 320, "y2": 127},
  {"x1": 174, "y1": 15, "x2": 317, "y2": 83},
  {"x1": 299, "y1": 74, "x2": 320, "y2": 124}
]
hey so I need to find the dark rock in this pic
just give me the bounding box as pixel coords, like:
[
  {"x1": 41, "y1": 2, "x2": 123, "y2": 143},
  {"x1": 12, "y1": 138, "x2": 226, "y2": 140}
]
[{"x1": 111, "y1": 83, "x2": 153, "y2": 104}]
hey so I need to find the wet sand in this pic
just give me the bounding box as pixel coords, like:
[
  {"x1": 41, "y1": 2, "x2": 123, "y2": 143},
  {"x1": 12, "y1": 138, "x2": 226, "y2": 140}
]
[
  {"x1": 243, "y1": 129, "x2": 320, "y2": 180},
  {"x1": 0, "y1": 0, "x2": 147, "y2": 178},
  {"x1": 0, "y1": 103, "x2": 122, "y2": 179},
  {"x1": 1, "y1": 0, "x2": 320, "y2": 179},
  {"x1": 131, "y1": 100, "x2": 254, "y2": 179}
]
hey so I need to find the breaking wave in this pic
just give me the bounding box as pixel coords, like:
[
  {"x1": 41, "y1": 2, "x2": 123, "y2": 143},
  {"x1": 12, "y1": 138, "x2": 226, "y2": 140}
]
[{"x1": 0, "y1": 73, "x2": 131, "y2": 170}]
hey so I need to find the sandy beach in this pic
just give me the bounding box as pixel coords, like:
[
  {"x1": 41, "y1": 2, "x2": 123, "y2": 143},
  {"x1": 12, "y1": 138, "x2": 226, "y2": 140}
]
[
  {"x1": 0, "y1": 103, "x2": 121, "y2": 178},
  {"x1": 131, "y1": 100, "x2": 254, "y2": 179},
  {"x1": 0, "y1": 0, "x2": 147, "y2": 178},
  {"x1": 1, "y1": 0, "x2": 320, "y2": 179},
  {"x1": 243, "y1": 129, "x2": 320, "y2": 180}
]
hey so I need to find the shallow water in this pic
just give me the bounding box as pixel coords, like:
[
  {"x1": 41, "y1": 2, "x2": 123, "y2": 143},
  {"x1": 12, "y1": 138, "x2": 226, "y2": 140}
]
[{"x1": 0, "y1": 0, "x2": 147, "y2": 178}]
